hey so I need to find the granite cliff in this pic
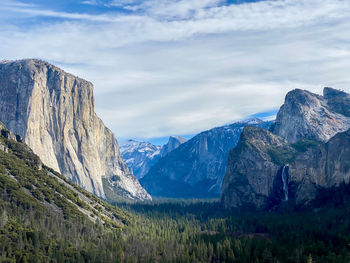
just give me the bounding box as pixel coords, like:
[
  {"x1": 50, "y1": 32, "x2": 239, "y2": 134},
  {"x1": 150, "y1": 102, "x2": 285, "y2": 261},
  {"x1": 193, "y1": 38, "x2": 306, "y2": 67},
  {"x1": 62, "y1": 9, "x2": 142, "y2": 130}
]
[
  {"x1": 272, "y1": 88, "x2": 350, "y2": 143},
  {"x1": 221, "y1": 126, "x2": 350, "y2": 209},
  {"x1": 160, "y1": 136, "x2": 187, "y2": 157},
  {"x1": 0, "y1": 59, "x2": 150, "y2": 201},
  {"x1": 221, "y1": 88, "x2": 350, "y2": 209}
]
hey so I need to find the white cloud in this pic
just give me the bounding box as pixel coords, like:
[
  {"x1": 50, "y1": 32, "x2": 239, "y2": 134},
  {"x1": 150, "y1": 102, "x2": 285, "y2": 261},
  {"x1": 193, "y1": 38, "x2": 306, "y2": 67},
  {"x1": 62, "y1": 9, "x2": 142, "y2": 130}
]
[
  {"x1": 81, "y1": 0, "x2": 98, "y2": 5},
  {"x1": 1, "y1": 0, "x2": 350, "y2": 140},
  {"x1": 110, "y1": 0, "x2": 224, "y2": 20}
]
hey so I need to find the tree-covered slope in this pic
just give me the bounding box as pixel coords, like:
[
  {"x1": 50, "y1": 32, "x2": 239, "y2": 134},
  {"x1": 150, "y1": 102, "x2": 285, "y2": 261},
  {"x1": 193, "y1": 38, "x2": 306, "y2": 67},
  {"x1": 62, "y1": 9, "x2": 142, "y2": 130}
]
[
  {"x1": 0, "y1": 123, "x2": 129, "y2": 262},
  {"x1": 2, "y1": 121, "x2": 350, "y2": 263}
]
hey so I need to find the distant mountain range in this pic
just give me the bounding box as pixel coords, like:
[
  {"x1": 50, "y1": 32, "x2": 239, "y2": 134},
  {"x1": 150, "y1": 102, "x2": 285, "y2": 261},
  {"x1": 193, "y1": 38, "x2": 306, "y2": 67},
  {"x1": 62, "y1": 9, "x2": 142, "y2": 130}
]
[
  {"x1": 140, "y1": 119, "x2": 273, "y2": 198},
  {"x1": 120, "y1": 136, "x2": 186, "y2": 179}
]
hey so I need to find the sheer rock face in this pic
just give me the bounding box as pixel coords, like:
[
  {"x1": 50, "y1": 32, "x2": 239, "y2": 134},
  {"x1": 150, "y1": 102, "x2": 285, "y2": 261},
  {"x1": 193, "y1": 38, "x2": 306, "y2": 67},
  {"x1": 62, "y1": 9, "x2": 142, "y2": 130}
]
[
  {"x1": 0, "y1": 59, "x2": 150, "y2": 201},
  {"x1": 323, "y1": 87, "x2": 350, "y2": 117},
  {"x1": 0, "y1": 121, "x2": 33, "y2": 161},
  {"x1": 222, "y1": 88, "x2": 350, "y2": 209},
  {"x1": 160, "y1": 136, "x2": 187, "y2": 157},
  {"x1": 272, "y1": 88, "x2": 350, "y2": 143},
  {"x1": 141, "y1": 119, "x2": 272, "y2": 198},
  {"x1": 221, "y1": 126, "x2": 289, "y2": 209},
  {"x1": 221, "y1": 126, "x2": 350, "y2": 209}
]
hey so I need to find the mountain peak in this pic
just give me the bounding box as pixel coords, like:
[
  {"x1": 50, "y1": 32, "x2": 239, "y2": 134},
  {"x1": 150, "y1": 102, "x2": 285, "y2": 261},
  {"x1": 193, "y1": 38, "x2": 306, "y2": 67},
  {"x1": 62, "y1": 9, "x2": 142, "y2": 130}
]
[
  {"x1": 242, "y1": 118, "x2": 264, "y2": 125},
  {"x1": 222, "y1": 89, "x2": 350, "y2": 209},
  {"x1": 161, "y1": 136, "x2": 187, "y2": 157},
  {"x1": 323, "y1": 87, "x2": 350, "y2": 117},
  {"x1": 168, "y1": 136, "x2": 187, "y2": 145},
  {"x1": 141, "y1": 120, "x2": 273, "y2": 198},
  {"x1": 323, "y1": 87, "x2": 350, "y2": 98},
  {"x1": 0, "y1": 59, "x2": 93, "y2": 88},
  {"x1": 120, "y1": 136, "x2": 187, "y2": 179},
  {"x1": 273, "y1": 88, "x2": 350, "y2": 142}
]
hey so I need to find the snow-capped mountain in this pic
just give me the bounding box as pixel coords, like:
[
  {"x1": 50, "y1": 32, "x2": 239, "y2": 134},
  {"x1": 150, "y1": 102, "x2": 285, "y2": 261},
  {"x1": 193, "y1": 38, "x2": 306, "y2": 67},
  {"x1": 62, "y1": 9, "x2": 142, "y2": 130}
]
[
  {"x1": 121, "y1": 136, "x2": 187, "y2": 179},
  {"x1": 140, "y1": 119, "x2": 273, "y2": 198}
]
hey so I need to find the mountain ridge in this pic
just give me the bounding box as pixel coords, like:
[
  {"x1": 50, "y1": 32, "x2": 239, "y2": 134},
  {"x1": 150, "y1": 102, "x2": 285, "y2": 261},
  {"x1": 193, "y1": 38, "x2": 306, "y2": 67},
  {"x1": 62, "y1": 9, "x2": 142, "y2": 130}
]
[
  {"x1": 272, "y1": 87, "x2": 350, "y2": 143},
  {"x1": 221, "y1": 87, "x2": 350, "y2": 209},
  {"x1": 141, "y1": 118, "x2": 273, "y2": 198},
  {"x1": 120, "y1": 136, "x2": 186, "y2": 179}
]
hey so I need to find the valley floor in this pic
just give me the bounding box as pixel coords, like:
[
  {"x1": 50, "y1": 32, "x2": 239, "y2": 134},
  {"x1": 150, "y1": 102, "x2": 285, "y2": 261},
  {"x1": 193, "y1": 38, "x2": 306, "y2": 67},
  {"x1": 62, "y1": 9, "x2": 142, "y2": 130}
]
[
  {"x1": 2, "y1": 190, "x2": 350, "y2": 262},
  {"x1": 118, "y1": 198, "x2": 350, "y2": 263}
]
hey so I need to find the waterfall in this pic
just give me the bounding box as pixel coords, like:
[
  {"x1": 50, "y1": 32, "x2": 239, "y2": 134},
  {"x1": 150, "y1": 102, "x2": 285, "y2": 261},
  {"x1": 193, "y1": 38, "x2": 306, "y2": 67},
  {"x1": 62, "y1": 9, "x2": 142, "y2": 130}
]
[{"x1": 281, "y1": 166, "x2": 289, "y2": 201}]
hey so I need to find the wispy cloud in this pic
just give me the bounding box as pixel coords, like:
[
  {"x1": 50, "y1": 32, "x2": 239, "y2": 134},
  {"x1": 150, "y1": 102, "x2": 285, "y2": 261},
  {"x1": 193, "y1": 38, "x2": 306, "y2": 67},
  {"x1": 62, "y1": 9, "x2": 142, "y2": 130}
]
[
  {"x1": 1, "y1": 0, "x2": 350, "y2": 140},
  {"x1": 81, "y1": 0, "x2": 99, "y2": 5},
  {"x1": 109, "y1": 0, "x2": 224, "y2": 19}
]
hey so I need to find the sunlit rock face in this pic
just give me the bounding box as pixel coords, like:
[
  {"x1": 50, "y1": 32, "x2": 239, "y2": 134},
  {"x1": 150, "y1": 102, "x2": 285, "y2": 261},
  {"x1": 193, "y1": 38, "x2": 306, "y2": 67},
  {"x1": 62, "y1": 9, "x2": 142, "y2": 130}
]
[
  {"x1": 221, "y1": 88, "x2": 350, "y2": 209},
  {"x1": 272, "y1": 88, "x2": 350, "y2": 143},
  {"x1": 0, "y1": 59, "x2": 150, "y2": 201}
]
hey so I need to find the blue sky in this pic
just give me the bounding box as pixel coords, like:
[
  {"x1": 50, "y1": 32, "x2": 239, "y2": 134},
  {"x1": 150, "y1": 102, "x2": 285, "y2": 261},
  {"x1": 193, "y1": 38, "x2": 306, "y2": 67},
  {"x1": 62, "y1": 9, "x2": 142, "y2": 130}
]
[
  {"x1": 1, "y1": 0, "x2": 350, "y2": 145},
  {"x1": 10, "y1": 0, "x2": 265, "y2": 13}
]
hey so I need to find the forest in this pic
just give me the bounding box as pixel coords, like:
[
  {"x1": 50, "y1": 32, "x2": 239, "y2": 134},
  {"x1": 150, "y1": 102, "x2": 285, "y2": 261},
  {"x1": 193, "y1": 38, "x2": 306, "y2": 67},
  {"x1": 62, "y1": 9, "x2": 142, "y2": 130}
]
[{"x1": 1, "y1": 133, "x2": 350, "y2": 262}]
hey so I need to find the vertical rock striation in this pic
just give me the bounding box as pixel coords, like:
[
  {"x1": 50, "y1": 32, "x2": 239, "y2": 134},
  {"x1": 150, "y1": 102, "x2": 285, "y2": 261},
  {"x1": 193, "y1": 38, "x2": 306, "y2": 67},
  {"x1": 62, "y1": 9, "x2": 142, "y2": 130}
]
[
  {"x1": 0, "y1": 59, "x2": 150, "y2": 201},
  {"x1": 221, "y1": 126, "x2": 350, "y2": 209},
  {"x1": 221, "y1": 126, "x2": 290, "y2": 209},
  {"x1": 160, "y1": 136, "x2": 187, "y2": 157},
  {"x1": 272, "y1": 88, "x2": 350, "y2": 143},
  {"x1": 221, "y1": 88, "x2": 350, "y2": 209}
]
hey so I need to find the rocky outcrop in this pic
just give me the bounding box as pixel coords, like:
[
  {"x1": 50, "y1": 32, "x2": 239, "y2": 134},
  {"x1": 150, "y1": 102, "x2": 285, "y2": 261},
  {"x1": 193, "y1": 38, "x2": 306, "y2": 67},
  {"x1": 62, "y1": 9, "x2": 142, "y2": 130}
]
[
  {"x1": 323, "y1": 87, "x2": 350, "y2": 117},
  {"x1": 221, "y1": 88, "x2": 350, "y2": 209},
  {"x1": 160, "y1": 136, "x2": 187, "y2": 157},
  {"x1": 0, "y1": 59, "x2": 150, "y2": 201},
  {"x1": 120, "y1": 136, "x2": 186, "y2": 179},
  {"x1": 221, "y1": 126, "x2": 290, "y2": 209},
  {"x1": 0, "y1": 121, "x2": 21, "y2": 142},
  {"x1": 272, "y1": 88, "x2": 350, "y2": 143},
  {"x1": 222, "y1": 126, "x2": 350, "y2": 209},
  {"x1": 141, "y1": 119, "x2": 272, "y2": 198}
]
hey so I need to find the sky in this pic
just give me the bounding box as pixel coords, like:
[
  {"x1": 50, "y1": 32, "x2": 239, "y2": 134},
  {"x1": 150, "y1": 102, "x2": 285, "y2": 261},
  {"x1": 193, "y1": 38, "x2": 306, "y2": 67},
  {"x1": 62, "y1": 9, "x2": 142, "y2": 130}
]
[{"x1": 1, "y1": 0, "x2": 350, "y2": 145}]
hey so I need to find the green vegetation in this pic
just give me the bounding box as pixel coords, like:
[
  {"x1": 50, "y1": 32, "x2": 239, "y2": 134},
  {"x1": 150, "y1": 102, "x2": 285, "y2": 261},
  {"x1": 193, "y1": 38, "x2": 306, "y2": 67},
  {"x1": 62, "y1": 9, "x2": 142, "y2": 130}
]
[
  {"x1": 268, "y1": 139, "x2": 321, "y2": 165},
  {"x1": 268, "y1": 146, "x2": 296, "y2": 166},
  {"x1": 291, "y1": 139, "x2": 320, "y2": 152},
  {"x1": 0, "y1": 136, "x2": 127, "y2": 262},
  {"x1": 119, "y1": 199, "x2": 350, "y2": 262},
  {"x1": 1, "y1": 132, "x2": 350, "y2": 262}
]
